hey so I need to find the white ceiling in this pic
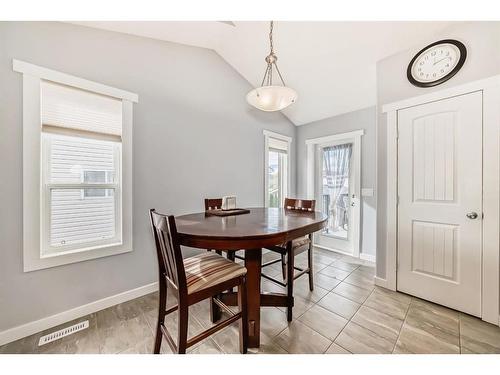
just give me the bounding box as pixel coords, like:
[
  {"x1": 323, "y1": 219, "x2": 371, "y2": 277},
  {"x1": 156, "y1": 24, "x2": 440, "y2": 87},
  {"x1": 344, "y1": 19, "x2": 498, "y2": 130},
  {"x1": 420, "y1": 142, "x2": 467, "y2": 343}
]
[{"x1": 71, "y1": 21, "x2": 455, "y2": 125}]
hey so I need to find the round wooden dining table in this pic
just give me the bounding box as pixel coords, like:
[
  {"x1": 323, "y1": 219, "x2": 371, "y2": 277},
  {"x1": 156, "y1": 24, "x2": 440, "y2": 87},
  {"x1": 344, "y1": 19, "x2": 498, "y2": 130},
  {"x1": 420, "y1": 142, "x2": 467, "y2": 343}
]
[{"x1": 175, "y1": 207, "x2": 327, "y2": 348}]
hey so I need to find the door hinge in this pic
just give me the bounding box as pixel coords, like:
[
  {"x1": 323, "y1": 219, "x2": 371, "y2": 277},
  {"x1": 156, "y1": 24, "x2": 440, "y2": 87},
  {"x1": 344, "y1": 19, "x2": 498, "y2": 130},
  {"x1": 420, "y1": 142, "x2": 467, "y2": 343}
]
[{"x1": 396, "y1": 195, "x2": 400, "y2": 205}]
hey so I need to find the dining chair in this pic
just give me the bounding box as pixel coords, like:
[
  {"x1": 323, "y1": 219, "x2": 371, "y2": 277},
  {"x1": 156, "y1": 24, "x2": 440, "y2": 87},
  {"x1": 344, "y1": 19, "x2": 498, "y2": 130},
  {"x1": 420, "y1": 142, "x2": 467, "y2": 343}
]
[
  {"x1": 149, "y1": 209, "x2": 248, "y2": 354},
  {"x1": 204, "y1": 198, "x2": 243, "y2": 263},
  {"x1": 204, "y1": 198, "x2": 224, "y2": 255},
  {"x1": 261, "y1": 198, "x2": 316, "y2": 321}
]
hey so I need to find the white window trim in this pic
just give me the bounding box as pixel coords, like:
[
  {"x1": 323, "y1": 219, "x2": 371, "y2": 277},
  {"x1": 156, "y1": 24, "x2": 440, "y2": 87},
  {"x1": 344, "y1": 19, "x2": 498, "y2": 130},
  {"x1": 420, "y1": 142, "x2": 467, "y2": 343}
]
[
  {"x1": 14, "y1": 59, "x2": 137, "y2": 272},
  {"x1": 263, "y1": 130, "x2": 292, "y2": 207}
]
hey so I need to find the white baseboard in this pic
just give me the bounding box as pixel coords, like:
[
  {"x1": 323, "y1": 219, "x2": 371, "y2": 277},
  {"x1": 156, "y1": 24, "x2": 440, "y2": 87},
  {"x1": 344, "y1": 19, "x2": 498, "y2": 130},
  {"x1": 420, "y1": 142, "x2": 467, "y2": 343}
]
[
  {"x1": 0, "y1": 282, "x2": 159, "y2": 346},
  {"x1": 313, "y1": 243, "x2": 347, "y2": 255},
  {"x1": 360, "y1": 253, "x2": 376, "y2": 263},
  {"x1": 314, "y1": 244, "x2": 376, "y2": 264},
  {"x1": 313, "y1": 244, "x2": 354, "y2": 257},
  {"x1": 373, "y1": 276, "x2": 389, "y2": 289}
]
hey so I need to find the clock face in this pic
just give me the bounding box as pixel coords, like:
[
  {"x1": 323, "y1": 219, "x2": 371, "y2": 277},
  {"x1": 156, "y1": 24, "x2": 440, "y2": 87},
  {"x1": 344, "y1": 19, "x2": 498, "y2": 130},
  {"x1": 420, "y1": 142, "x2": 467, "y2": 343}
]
[{"x1": 407, "y1": 40, "x2": 466, "y2": 87}]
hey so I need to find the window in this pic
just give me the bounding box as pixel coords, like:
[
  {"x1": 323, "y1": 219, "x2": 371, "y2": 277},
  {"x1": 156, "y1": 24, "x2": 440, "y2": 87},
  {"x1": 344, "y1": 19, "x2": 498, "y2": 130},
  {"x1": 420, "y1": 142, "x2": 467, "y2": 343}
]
[
  {"x1": 43, "y1": 133, "x2": 121, "y2": 253},
  {"x1": 82, "y1": 170, "x2": 115, "y2": 198},
  {"x1": 15, "y1": 60, "x2": 137, "y2": 271},
  {"x1": 264, "y1": 131, "x2": 292, "y2": 208}
]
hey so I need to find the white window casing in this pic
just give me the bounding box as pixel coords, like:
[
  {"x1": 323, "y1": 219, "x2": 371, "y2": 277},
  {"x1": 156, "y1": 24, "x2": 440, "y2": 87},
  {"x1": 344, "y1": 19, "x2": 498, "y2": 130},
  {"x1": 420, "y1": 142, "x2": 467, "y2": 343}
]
[{"x1": 14, "y1": 59, "x2": 138, "y2": 272}]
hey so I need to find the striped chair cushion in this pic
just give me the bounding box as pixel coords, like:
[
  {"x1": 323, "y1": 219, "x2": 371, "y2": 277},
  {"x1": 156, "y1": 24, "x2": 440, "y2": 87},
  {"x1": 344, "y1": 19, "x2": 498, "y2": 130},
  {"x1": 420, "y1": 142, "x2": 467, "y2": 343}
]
[
  {"x1": 184, "y1": 253, "x2": 246, "y2": 294},
  {"x1": 278, "y1": 235, "x2": 311, "y2": 249}
]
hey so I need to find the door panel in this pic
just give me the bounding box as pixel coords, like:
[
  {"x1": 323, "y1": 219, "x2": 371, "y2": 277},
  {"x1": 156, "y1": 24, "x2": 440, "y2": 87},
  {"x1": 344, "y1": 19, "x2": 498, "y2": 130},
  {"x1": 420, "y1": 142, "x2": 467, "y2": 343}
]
[
  {"x1": 411, "y1": 221, "x2": 457, "y2": 280},
  {"x1": 397, "y1": 91, "x2": 482, "y2": 317}
]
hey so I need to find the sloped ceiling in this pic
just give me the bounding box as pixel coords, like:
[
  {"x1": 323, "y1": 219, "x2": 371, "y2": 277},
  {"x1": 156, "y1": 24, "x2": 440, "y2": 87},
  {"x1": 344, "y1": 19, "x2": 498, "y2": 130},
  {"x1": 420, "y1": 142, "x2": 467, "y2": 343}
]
[{"x1": 70, "y1": 21, "x2": 455, "y2": 125}]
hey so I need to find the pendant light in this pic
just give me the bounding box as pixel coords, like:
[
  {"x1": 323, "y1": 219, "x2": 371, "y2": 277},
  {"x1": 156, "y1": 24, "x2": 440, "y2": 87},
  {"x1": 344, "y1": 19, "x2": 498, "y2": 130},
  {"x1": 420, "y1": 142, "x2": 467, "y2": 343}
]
[{"x1": 246, "y1": 21, "x2": 297, "y2": 112}]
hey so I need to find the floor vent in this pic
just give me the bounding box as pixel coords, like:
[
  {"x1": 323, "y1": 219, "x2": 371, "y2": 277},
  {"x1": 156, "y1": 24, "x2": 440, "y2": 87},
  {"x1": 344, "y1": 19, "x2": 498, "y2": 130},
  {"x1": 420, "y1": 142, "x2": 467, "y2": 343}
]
[{"x1": 38, "y1": 320, "x2": 89, "y2": 346}]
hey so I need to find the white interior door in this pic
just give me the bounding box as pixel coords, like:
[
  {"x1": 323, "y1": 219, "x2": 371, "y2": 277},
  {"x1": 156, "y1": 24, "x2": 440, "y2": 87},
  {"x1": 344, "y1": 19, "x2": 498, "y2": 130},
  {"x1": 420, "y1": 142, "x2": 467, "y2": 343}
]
[
  {"x1": 397, "y1": 91, "x2": 482, "y2": 317},
  {"x1": 315, "y1": 137, "x2": 361, "y2": 256}
]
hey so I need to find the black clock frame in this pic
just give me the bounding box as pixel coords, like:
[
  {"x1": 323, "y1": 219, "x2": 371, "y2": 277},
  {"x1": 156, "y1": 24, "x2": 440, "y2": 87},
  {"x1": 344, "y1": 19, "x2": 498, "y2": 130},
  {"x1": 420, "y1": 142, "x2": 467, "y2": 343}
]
[{"x1": 407, "y1": 39, "x2": 467, "y2": 88}]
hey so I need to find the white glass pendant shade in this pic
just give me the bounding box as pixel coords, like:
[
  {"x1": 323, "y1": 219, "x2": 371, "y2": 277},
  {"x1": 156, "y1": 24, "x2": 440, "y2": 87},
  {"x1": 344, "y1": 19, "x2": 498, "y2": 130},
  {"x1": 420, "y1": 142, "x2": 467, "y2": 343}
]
[{"x1": 246, "y1": 85, "x2": 298, "y2": 112}]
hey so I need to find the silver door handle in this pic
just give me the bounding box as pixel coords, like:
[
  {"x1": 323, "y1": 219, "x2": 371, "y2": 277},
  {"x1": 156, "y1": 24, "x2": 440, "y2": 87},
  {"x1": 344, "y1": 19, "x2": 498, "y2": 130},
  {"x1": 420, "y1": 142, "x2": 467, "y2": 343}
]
[{"x1": 466, "y1": 212, "x2": 478, "y2": 219}]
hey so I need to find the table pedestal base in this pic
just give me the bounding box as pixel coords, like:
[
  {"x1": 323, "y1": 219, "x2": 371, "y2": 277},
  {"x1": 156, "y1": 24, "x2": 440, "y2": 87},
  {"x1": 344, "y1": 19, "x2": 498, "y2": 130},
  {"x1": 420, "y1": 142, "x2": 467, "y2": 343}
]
[{"x1": 211, "y1": 248, "x2": 293, "y2": 348}]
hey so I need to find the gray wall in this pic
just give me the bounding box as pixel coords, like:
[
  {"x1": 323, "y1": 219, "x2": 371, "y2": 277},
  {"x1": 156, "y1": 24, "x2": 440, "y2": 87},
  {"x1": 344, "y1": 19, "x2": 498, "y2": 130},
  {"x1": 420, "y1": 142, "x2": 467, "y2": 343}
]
[
  {"x1": 376, "y1": 21, "x2": 500, "y2": 278},
  {"x1": 0, "y1": 22, "x2": 295, "y2": 332},
  {"x1": 296, "y1": 106, "x2": 377, "y2": 257}
]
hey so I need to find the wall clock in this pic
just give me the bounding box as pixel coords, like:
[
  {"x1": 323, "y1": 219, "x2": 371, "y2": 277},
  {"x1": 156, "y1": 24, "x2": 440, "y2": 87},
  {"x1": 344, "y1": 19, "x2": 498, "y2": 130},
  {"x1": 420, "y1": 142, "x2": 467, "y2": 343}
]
[{"x1": 407, "y1": 39, "x2": 467, "y2": 88}]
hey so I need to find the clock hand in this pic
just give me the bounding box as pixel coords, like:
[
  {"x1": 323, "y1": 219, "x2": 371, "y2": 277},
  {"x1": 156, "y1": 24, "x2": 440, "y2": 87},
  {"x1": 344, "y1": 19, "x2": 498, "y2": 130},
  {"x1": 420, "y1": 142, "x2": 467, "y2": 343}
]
[{"x1": 433, "y1": 56, "x2": 451, "y2": 66}]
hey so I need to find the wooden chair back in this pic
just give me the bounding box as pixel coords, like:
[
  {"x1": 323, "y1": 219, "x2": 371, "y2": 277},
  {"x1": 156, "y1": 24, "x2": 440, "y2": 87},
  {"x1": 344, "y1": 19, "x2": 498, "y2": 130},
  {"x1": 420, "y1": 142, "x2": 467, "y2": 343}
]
[
  {"x1": 204, "y1": 198, "x2": 223, "y2": 211},
  {"x1": 149, "y1": 209, "x2": 187, "y2": 292},
  {"x1": 284, "y1": 198, "x2": 316, "y2": 212}
]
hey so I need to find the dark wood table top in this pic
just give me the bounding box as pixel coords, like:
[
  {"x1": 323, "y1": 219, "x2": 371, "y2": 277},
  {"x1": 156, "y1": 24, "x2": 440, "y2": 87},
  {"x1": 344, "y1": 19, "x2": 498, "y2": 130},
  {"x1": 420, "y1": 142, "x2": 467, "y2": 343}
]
[{"x1": 176, "y1": 207, "x2": 327, "y2": 250}]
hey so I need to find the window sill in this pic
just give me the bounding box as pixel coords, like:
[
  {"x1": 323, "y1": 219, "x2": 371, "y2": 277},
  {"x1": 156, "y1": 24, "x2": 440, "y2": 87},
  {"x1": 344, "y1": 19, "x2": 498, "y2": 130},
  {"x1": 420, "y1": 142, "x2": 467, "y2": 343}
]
[
  {"x1": 41, "y1": 240, "x2": 123, "y2": 259},
  {"x1": 24, "y1": 242, "x2": 132, "y2": 272}
]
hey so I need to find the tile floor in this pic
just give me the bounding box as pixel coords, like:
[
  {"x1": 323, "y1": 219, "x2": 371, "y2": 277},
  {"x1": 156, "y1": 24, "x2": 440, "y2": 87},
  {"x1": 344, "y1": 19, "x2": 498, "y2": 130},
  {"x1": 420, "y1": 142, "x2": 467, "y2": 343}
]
[{"x1": 1, "y1": 248, "x2": 500, "y2": 354}]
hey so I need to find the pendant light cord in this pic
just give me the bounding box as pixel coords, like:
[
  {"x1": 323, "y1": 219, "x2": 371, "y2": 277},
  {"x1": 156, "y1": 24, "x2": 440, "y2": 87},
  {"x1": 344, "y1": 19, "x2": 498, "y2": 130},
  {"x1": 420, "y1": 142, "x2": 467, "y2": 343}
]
[
  {"x1": 269, "y1": 21, "x2": 274, "y2": 54},
  {"x1": 259, "y1": 20, "x2": 287, "y2": 87}
]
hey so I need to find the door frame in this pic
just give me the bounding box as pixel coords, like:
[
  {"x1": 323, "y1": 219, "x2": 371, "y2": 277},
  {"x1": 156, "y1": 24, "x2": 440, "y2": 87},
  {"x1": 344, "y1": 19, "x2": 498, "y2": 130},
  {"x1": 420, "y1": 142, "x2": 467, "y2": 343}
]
[
  {"x1": 382, "y1": 75, "x2": 500, "y2": 326},
  {"x1": 306, "y1": 129, "x2": 364, "y2": 257}
]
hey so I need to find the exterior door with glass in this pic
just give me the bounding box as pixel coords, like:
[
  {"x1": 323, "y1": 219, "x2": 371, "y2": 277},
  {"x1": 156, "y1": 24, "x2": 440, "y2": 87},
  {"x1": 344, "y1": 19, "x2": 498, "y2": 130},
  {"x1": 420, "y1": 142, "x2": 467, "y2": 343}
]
[{"x1": 314, "y1": 136, "x2": 361, "y2": 256}]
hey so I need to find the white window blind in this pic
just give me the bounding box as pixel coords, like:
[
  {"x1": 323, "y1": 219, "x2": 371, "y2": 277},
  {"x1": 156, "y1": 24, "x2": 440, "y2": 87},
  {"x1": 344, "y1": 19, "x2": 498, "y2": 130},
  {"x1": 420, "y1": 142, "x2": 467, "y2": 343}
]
[
  {"x1": 268, "y1": 137, "x2": 288, "y2": 152},
  {"x1": 41, "y1": 80, "x2": 123, "y2": 137}
]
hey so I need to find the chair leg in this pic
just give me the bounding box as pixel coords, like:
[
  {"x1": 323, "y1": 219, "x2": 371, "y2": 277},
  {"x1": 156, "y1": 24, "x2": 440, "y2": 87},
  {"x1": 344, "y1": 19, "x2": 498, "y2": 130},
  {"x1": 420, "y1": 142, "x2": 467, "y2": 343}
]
[
  {"x1": 238, "y1": 277, "x2": 248, "y2": 354},
  {"x1": 210, "y1": 294, "x2": 222, "y2": 323},
  {"x1": 226, "y1": 251, "x2": 236, "y2": 293},
  {"x1": 286, "y1": 242, "x2": 294, "y2": 322},
  {"x1": 177, "y1": 303, "x2": 189, "y2": 354},
  {"x1": 307, "y1": 239, "x2": 314, "y2": 291},
  {"x1": 154, "y1": 282, "x2": 167, "y2": 354},
  {"x1": 281, "y1": 254, "x2": 286, "y2": 280}
]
